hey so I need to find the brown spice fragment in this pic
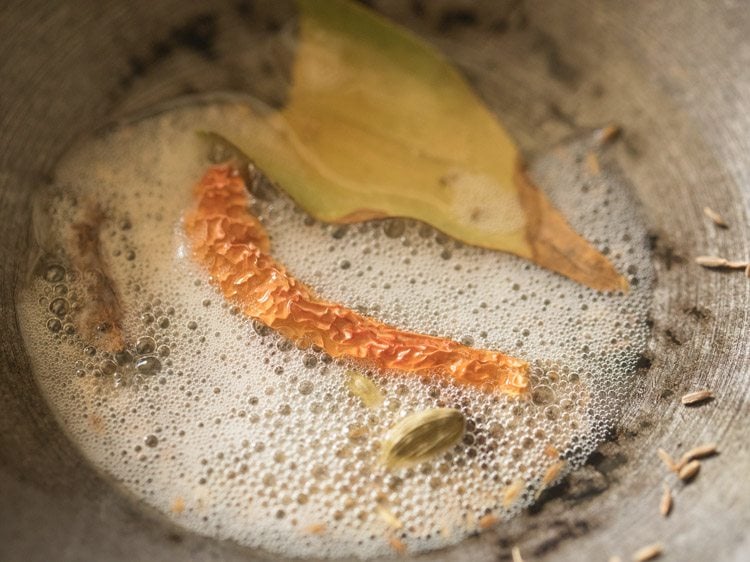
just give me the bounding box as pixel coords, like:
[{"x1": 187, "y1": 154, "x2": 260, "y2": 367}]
[
  {"x1": 678, "y1": 459, "x2": 701, "y2": 481},
  {"x1": 171, "y1": 497, "x2": 185, "y2": 515},
  {"x1": 585, "y1": 151, "x2": 601, "y2": 176},
  {"x1": 478, "y1": 514, "x2": 498, "y2": 530},
  {"x1": 659, "y1": 483, "x2": 672, "y2": 517},
  {"x1": 502, "y1": 479, "x2": 526, "y2": 507},
  {"x1": 596, "y1": 124, "x2": 622, "y2": 145},
  {"x1": 464, "y1": 511, "x2": 477, "y2": 529},
  {"x1": 67, "y1": 203, "x2": 126, "y2": 353},
  {"x1": 376, "y1": 505, "x2": 403, "y2": 529},
  {"x1": 746, "y1": 263, "x2": 750, "y2": 278},
  {"x1": 657, "y1": 448, "x2": 678, "y2": 472},
  {"x1": 511, "y1": 545, "x2": 524, "y2": 562},
  {"x1": 680, "y1": 389, "x2": 714, "y2": 405},
  {"x1": 87, "y1": 413, "x2": 106, "y2": 434},
  {"x1": 542, "y1": 460, "x2": 566, "y2": 485},
  {"x1": 543, "y1": 444, "x2": 559, "y2": 458},
  {"x1": 537, "y1": 460, "x2": 566, "y2": 498},
  {"x1": 303, "y1": 523, "x2": 327, "y2": 535},
  {"x1": 633, "y1": 543, "x2": 663, "y2": 561},
  {"x1": 703, "y1": 206, "x2": 728, "y2": 228}
]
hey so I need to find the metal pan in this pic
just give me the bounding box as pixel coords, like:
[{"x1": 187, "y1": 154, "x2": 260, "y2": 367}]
[{"x1": 1, "y1": 1, "x2": 748, "y2": 560}]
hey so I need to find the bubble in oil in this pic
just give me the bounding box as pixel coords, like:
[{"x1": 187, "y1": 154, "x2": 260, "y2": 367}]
[{"x1": 17, "y1": 102, "x2": 653, "y2": 559}]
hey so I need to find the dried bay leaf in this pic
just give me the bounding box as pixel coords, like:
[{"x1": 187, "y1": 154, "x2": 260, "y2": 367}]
[{"x1": 214, "y1": 0, "x2": 625, "y2": 291}]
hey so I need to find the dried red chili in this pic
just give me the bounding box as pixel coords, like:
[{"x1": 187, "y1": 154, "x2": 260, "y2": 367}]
[{"x1": 184, "y1": 164, "x2": 529, "y2": 395}]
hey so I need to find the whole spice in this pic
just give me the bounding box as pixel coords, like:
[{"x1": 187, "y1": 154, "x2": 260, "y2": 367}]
[
  {"x1": 346, "y1": 370, "x2": 384, "y2": 409},
  {"x1": 678, "y1": 459, "x2": 701, "y2": 481},
  {"x1": 657, "y1": 448, "x2": 678, "y2": 472},
  {"x1": 388, "y1": 536, "x2": 407, "y2": 555},
  {"x1": 376, "y1": 505, "x2": 403, "y2": 529},
  {"x1": 478, "y1": 514, "x2": 498, "y2": 530},
  {"x1": 595, "y1": 124, "x2": 622, "y2": 145},
  {"x1": 585, "y1": 151, "x2": 601, "y2": 176},
  {"x1": 66, "y1": 203, "x2": 126, "y2": 353},
  {"x1": 676, "y1": 443, "x2": 718, "y2": 469},
  {"x1": 502, "y1": 479, "x2": 526, "y2": 507},
  {"x1": 695, "y1": 256, "x2": 748, "y2": 269},
  {"x1": 703, "y1": 206, "x2": 728, "y2": 228},
  {"x1": 380, "y1": 408, "x2": 465, "y2": 470},
  {"x1": 633, "y1": 543, "x2": 663, "y2": 561},
  {"x1": 216, "y1": 0, "x2": 627, "y2": 292},
  {"x1": 680, "y1": 389, "x2": 714, "y2": 405},
  {"x1": 695, "y1": 256, "x2": 729, "y2": 268},
  {"x1": 536, "y1": 459, "x2": 566, "y2": 498},
  {"x1": 659, "y1": 483, "x2": 672, "y2": 517},
  {"x1": 303, "y1": 523, "x2": 327, "y2": 535},
  {"x1": 185, "y1": 165, "x2": 530, "y2": 395}
]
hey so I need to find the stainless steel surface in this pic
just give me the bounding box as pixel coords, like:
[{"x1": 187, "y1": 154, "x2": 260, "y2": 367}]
[{"x1": 1, "y1": 1, "x2": 748, "y2": 560}]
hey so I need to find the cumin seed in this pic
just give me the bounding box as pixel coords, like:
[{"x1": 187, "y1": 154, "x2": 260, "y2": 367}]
[
  {"x1": 678, "y1": 459, "x2": 701, "y2": 481},
  {"x1": 633, "y1": 543, "x2": 663, "y2": 561},
  {"x1": 478, "y1": 514, "x2": 498, "y2": 529},
  {"x1": 657, "y1": 448, "x2": 677, "y2": 472},
  {"x1": 388, "y1": 536, "x2": 407, "y2": 555},
  {"x1": 502, "y1": 479, "x2": 526, "y2": 507},
  {"x1": 511, "y1": 545, "x2": 524, "y2": 562},
  {"x1": 543, "y1": 444, "x2": 559, "y2": 458},
  {"x1": 677, "y1": 443, "x2": 718, "y2": 468},
  {"x1": 537, "y1": 460, "x2": 566, "y2": 498},
  {"x1": 596, "y1": 124, "x2": 621, "y2": 144},
  {"x1": 659, "y1": 483, "x2": 672, "y2": 517},
  {"x1": 376, "y1": 505, "x2": 403, "y2": 529},
  {"x1": 304, "y1": 523, "x2": 326, "y2": 535},
  {"x1": 543, "y1": 460, "x2": 566, "y2": 485},
  {"x1": 586, "y1": 151, "x2": 601, "y2": 176},
  {"x1": 346, "y1": 370, "x2": 384, "y2": 409},
  {"x1": 703, "y1": 206, "x2": 728, "y2": 228},
  {"x1": 680, "y1": 389, "x2": 714, "y2": 405},
  {"x1": 696, "y1": 256, "x2": 749, "y2": 269},
  {"x1": 695, "y1": 256, "x2": 728, "y2": 268}
]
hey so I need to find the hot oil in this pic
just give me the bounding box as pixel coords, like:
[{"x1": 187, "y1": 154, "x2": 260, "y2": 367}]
[{"x1": 17, "y1": 101, "x2": 653, "y2": 558}]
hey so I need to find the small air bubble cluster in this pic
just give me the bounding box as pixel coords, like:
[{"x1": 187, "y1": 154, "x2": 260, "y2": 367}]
[{"x1": 17, "y1": 102, "x2": 653, "y2": 559}]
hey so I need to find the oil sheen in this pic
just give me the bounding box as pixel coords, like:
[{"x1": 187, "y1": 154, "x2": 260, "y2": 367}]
[{"x1": 17, "y1": 101, "x2": 653, "y2": 559}]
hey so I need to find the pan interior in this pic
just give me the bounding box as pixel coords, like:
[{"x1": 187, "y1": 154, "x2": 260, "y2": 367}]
[{"x1": 17, "y1": 100, "x2": 653, "y2": 558}]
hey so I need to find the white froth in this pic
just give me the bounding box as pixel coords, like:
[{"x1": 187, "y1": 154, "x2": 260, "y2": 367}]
[{"x1": 17, "y1": 101, "x2": 653, "y2": 559}]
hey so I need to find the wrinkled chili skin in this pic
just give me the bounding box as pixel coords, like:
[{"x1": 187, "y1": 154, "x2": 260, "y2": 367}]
[{"x1": 184, "y1": 164, "x2": 529, "y2": 395}]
